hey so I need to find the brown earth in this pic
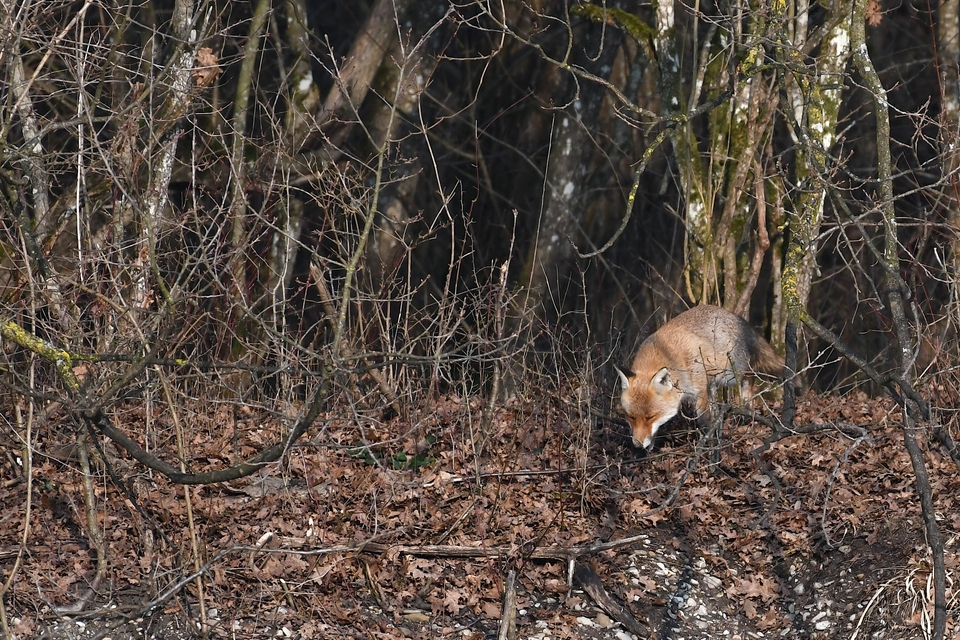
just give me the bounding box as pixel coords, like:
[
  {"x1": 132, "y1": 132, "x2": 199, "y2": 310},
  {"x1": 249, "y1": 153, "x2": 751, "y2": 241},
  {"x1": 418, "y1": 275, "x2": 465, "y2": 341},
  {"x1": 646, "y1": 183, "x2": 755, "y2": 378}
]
[{"x1": 2, "y1": 391, "x2": 958, "y2": 639}]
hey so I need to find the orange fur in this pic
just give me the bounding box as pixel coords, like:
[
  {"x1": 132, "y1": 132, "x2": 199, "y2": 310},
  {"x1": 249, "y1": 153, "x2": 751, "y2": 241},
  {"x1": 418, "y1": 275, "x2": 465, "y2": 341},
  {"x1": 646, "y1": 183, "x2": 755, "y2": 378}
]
[{"x1": 619, "y1": 305, "x2": 785, "y2": 448}]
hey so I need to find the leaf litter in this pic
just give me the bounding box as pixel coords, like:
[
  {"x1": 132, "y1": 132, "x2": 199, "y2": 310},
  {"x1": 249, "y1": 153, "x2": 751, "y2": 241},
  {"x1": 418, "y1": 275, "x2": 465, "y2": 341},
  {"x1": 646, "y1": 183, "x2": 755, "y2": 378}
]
[{"x1": 0, "y1": 390, "x2": 957, "y2": 639}]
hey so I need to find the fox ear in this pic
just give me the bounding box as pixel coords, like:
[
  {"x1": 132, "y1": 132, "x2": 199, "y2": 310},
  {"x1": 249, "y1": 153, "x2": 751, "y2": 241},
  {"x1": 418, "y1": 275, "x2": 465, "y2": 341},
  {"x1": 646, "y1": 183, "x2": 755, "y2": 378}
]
[
  {"x1": 652, "y1": 367, "x2": 672, "y2": 391},
  {"x1": 615, "y1": 366, "x2": 632, "y2": 391}
]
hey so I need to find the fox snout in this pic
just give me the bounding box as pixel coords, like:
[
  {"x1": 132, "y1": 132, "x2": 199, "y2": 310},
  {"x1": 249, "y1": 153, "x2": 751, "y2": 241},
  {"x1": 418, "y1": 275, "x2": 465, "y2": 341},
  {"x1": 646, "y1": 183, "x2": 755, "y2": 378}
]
[
  {"x1": 627, "y1": 411, "x2": 676, "y2": 449},
  {"x1": 630, "y1": 423, "x2": 653, "y2": 449}
]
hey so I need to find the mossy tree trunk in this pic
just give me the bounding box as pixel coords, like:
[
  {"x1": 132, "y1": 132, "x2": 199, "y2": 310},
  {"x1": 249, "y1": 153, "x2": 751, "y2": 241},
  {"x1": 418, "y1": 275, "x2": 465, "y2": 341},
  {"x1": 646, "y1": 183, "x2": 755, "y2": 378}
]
[
  {"x1": 592, "y1": 3, "x2": 785, "y2": 314},
  {"x1": 775, "y1": 7, "x2": 852, "y2": 350}
]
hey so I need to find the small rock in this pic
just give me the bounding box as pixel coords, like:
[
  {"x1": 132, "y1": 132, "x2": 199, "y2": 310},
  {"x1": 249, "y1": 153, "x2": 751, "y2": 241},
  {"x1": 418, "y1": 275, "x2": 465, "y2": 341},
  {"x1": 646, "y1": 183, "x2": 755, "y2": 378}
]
[
  {"x1": 576, "y1": 616, "x2": 597, "y2": 628},
  {"x1": 703, "y1": 575, "x2": 722, "y2": 589},
  {"x1": 403, "y1": 612, "x2": 429, "y2": 623}
]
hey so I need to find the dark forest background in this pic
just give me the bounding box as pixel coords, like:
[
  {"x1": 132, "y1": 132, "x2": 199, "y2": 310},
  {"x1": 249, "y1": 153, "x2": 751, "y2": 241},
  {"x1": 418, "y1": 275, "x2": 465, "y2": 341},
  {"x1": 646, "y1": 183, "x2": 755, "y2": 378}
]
[{"x1": 3, "y1": 0, "x2": 958, "y2": 399}]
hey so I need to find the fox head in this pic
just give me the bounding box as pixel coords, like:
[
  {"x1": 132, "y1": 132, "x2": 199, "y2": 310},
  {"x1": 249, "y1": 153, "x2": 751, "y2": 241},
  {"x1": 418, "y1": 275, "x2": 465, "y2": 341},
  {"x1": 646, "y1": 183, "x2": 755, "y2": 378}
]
[{"x1": 617, "y1": 366, "x2": 680, "y2": 448}]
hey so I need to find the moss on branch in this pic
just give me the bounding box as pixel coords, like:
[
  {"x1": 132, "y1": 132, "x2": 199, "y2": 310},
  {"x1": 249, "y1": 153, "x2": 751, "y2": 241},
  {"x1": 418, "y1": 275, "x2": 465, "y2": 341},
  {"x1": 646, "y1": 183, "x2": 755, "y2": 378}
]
[{"x1": 1, "y1": 320, "x2": 81, "y2": 393}]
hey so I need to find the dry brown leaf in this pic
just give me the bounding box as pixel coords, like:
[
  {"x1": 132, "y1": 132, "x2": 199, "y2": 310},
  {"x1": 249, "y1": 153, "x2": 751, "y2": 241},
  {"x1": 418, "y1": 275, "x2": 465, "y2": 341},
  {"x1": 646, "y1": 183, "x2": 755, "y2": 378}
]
[
  {"x1": 757, "y1": 608, "x2": 782, "y2": 629},
  {"x1": 442, "y1": 589, "x2": 463, "y2": 614},
  {"x1": 193, "y1": 47, "x2": 221, "y2": 86},
  {"x1": 866, "y1": 0, "x2": 883, "y2": 26},
  {"x1": 729, "y1": 574, "x2": 779, "y2": 603}
]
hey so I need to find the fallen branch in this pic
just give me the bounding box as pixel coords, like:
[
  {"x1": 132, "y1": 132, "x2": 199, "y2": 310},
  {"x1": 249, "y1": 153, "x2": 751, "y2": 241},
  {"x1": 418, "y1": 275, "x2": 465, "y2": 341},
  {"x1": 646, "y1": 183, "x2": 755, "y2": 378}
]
[
  {"x1": 498, "y1": 570, "x2": 517, "y2": 640},
  {"x1": 274, "y1": 531, "x2": 652, "y2": 563},
  {"x1": 573, "y1": 562, "x2": 648, "y2": 636}
]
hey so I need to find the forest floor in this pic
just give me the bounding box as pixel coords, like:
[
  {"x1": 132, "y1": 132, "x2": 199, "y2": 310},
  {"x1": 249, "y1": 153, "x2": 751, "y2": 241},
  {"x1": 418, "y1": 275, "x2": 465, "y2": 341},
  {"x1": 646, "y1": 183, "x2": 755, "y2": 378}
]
[{"x1": 2, "y1": 389, "x2": 959, "y2": 640}]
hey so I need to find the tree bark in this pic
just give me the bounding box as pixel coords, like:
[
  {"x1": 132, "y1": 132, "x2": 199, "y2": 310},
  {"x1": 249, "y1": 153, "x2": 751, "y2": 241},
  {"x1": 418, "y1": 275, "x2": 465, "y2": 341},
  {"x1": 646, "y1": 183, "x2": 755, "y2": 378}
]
[{"x1": 851, "y1": 1, "x2": 946, "y2": 636}]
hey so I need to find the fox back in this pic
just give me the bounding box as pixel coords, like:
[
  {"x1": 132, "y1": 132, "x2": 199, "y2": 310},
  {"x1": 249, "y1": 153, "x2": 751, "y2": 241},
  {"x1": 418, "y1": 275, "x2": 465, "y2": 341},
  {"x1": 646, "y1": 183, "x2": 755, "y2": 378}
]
[{"x1": 619, "y1": 305, "x2": 785, "y2": 448}]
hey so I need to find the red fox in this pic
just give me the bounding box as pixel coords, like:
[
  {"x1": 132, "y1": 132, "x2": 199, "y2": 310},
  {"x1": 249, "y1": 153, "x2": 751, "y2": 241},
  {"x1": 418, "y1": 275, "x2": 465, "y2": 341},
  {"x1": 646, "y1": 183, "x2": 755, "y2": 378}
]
[{"x1": 618, "y1": 305, "x2": 786, "y2": 448}]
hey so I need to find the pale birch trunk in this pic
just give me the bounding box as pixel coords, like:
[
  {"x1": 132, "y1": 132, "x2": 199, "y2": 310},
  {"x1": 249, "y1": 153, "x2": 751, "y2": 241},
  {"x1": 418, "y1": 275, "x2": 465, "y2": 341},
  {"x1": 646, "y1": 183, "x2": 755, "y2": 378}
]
[{"x1": 136, "y1": 0, "x2": 202, "y2": 312}]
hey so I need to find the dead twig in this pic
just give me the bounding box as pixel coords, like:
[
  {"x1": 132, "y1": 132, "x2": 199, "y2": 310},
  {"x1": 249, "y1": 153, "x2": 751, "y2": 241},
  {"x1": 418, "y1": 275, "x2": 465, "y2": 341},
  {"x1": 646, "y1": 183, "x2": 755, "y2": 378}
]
[
  {"x1": 52, "y1": 424, "x2": 107, "y2": 616},
  {"x1": 573, "y1": 562, "x2": 648, "y2": 636},
  {"x1": 275, "y1": 530, "x2": 653, "y2": 563},
  {"x1": 497, "y1": 570, "x2": 517, "y2": 640}
]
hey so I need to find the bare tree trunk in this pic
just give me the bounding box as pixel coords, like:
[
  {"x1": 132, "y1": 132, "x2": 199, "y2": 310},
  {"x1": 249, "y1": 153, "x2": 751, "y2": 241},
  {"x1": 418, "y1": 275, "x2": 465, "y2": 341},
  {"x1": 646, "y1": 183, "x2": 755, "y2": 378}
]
[
  {"x1": 851, "y1": 1, "x2": 946, "y2": 636},
  {"x1": 516, "y1": 22, "x2": 621, "y2": 328},
  {"x1": 136, "y1": 0, "x2": 202, "y2": 312},
  {"x1": 774, "y1": 6, "x2": 851, "y2": 352},
  {"x1": 284, "y1": 0, "x2": 321, "y2": 153},
  {"x1": 8, "y1": 55, "x2": 52, "y2": 240},
  {"x1": 653, "y1": 0, "x2": 711, "y2": 304},
  {"x1": 518, "y1": 111, "x2": 586, "y2": 320},
  {"x1": 365, "y1": 10, "x2": 439, "y2": 292},
  {"x1": 939, "y1": 0, "x2": 960, "y2": 256},
  {"x1": 227, "y1": 0, "x2": 271, "y2": 317},
  {"x1": 789, "y1": 24, "x2": 850, "y2": 315},
  {"x1": 320, "y1": 0, "x2": 412, "y2": 146}
]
